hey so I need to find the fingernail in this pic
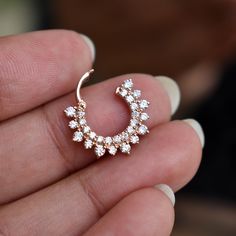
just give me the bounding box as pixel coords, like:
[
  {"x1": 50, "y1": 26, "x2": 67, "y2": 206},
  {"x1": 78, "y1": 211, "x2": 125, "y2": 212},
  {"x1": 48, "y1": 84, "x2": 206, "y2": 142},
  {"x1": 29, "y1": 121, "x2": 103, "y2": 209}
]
[
  {"x1": 154, "y1": 76, "x2": 181, "y2": 115},
  {"x1": 155, "y1": 184, "x2": 175, "y2": 206},
  {"x1": 183, "y1": 119, "x2": 205, "y2": 147},
  {"x1": 80, "y1": 34, "x2": 96, "y2": 62}
]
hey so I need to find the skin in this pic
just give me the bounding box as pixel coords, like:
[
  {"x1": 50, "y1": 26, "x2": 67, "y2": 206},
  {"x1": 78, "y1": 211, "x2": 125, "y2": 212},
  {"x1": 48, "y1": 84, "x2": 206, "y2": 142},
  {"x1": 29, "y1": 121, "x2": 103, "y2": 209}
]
[{"x1": 0, "y1": 30, "x2": 202, "y2": 235}]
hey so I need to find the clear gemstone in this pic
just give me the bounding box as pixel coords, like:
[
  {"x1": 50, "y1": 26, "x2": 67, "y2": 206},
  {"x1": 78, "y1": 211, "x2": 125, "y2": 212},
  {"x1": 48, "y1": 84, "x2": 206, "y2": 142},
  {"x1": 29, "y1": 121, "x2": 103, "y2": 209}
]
[
  {"x1": 124, "y1": 79, "x2": 133, "y2": 89},
  {"x1": 133, "y1": 90, "x2": 141, "y2": 98},
  {"x1": 119, "y1": 88, "x2": 128, "y2": 97},
  {"x1": 69, "y1": 120, "x2": 78, "y2": 129},
  {"x1": 121, "y1": 132, "x2": 129, "y2": 141},
  {"x1": 77, "y1": 111, "x2": 85, "y2": 118},
  {"x1": 132, "y1": 111, "x2": 140, "y2": 118},
  {"x1": 130, "y1": 103, "x2": 138, "y2": 111},
  {"x1": 84, "y1": 139, "x2": 93, "y2": 149},
  {"x1": 108, "y1": 145, "x2": 117, "y2": 155},
  {"x1": 130, "y1": 119, "x2": 139, "y2": 127},
  {"x1": 120, "y1": 143, "x2": 131, "y2": 154},
  {"x1": 139, "y1": 100, "x2": 149, "y2": 109},
  {"x1": 83, "y1": 126, "x2": 90, "y2": 133},
  {"x1": 130, "y1": 135, "x2": 139, "y2": 144},
  {"x1": 97, "y1": 136, "x2": 104, "y2": 143},
  {"x1": 140, "y1": 113, "x2": 149, "y2": 121},
  {"x1": 138, "y1": 125, "x2": 148, "y2": 135},
  {"x1": 89, "y1": 131, "x2": 96, "y2": 139},
  {"x1": 113, "y1": 135, "x2": 122, "y2": 144},
  {"x1": 105, "y1": 136, "x2": 113, "y2": 145},
  {"x1": 127, "y1": 126, "x2": 135, "y2": 134},
  {"x1": 79, "y1": 118, "x2": 86, "y2": 125},
  {"x1": 64, "y1": 106, "x2": 76, "y2": 117},
  {"x1": 126, "y1": 95, "x2": 134, "y2": 103},
  {"x1": 95, "y1": 145, "x2": 106, "y2": 157},
  {"x1": 73, "y1": 131, "x2": 83, "y2": 142}
]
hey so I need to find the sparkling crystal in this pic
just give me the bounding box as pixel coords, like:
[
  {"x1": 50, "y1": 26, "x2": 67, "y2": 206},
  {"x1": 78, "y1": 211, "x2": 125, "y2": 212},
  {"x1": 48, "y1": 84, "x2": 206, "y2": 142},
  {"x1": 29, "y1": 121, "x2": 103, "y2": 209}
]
[
  {"x1": 113, "y1": 135, "x2": 122, "y2": 144},
  {"x1": 108, "y1": 145, "x2": 117, "y2": 155},
  {"x1": 121, "y1": 132, "x2": 129, "y2": 141},
  {"x1": 124, "y1": 79, "x2": 133, "y2": 89},
  {"x1": 89, "y1": 131, "x2": 96, "y2": 139},
  {"x1": 73, "y1": 131, "x2": 83, "y2": 142},
  {"x1": 97, "y1": 136, "x2": 104, "y2": 143},
  {"x1": 83, "y1": 126, "x2": 90, "y2": 133},
  {"x1": 69, "y1": 120, "x2": 78, "y2": 129},
  {"x1": 105, "y1": 136, "x2": 113, "y2": 145},
  {"x1": 139, "y1": 100, "x2": 149, "y2": 109},
  {"x1": 127, "y1": 126, "x2": 135, "y2": 134},
  {"x1": 130, "y1": 119, "x2": 139, "y2": 127},
  {"x1": 140, "y1": 113, "x2": 149, "y2": 121},
  {"x1": 130, "y1": 135, "x2": 139, "y2": 144},
  {"x1": 132, "y1": 111, "x2": 140, "y2": 118},
  {"x1": 126, "y1": 95, "x2": 134, "y2": 103},
  {"x1": 77, "y1": 111, "x2": 85, "y2": 118},
  {"x1": 138, "y1": 125, "x2": 148, "y2": 135},
  {"x1": 130, "y1": 103, "x2": 138, "y2": 111},
  {"x1": 64, "y1": 106, "x2": 76, "y2": 117},
  {"x1": 119, "y1": 88, "x2": 128, "y2": 97},
  {"x1": 133, "y1": 89, "x2": 141, "y2": 98},
  {"x1": 120, "y1": 143, "x2": 131, "y2": 154},
  {"x1": 95, "y1": 145, "x2": 106, "y2": 157},
  {"x1": 79, "y1": 118, "x2": 86, "y2": 126},
  {"x1": 84, "y1": 139, "x2": 93, "y2": 149}
]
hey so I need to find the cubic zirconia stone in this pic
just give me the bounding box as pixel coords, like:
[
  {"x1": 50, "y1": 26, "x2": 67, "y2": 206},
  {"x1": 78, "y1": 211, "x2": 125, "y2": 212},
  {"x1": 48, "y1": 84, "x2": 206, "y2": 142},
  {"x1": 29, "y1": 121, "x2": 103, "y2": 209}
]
[
  {"x1": 64, "y1": 106, "x2": 76, "y2": 117},
  {"x1": 120, "y1": 143, "x2": 131, "y2": 154},
  {"x1": 105, "y1": 136, "x2": 113, "y2": 145},
  {"x1": 73, "y1": 131, "x2": 83, "y2": 142},
  {"x1": 89, "y1": 131, "x2": 96, "y2": 139},
  {"x1": 119, "y1": 88, "x2": 128, "y2": 97},
  {"x1": 97, "y1": 136, "x2": 104, "y2": 143},
  {"x1": 130, "y1": 103, "x2": 138, "y2": 111},
  {"x1": 139, "y1": 100, "x2": 149, "y2": 109},
  {"x1": 108, "y1": 145, "x2": 117, "y2": 155},
  {"x1": 95, "y1": 145, "x2": 106, "y2": 157},
  {"x1": 133, "y1": 90, "x2": 141, "y2": 98},
  {"x1": 130, "y1": 119, "x2": 139, "y2": 127},
  {"x1": 113, "y1": 135, "x2": 122, "y2": 144},
  {"x1": 138, "y1": 125, "x2": 148, "y2": 135},
  {"x1": 140, "y1": 113, "x2": 149, "y2": 121},
  {"x1": 79, "y1": 118, "x2": 86, "y2": 125},
  {"x1": 130, "y1": 135, "x2": 139, "y2": 144},
  {"x1": 124, "y1": 79, "x2": 133, "y2": 89},
  {"x1": 77, "y1": 111, "x2": 85, "y2": 118},
  {"x1": 126, "y1": 95, "x2": 134, "y2": 103},
  {"x1": 68, "y1": 120, "x2": 78, "y2": 129},
  {"x1": 121, "y1": 132, "x2": 129, "y2": 141},
  {"x1": 127, "y1": 126, "x2": 135, "y2": 134},
  {"x1": 83, "y1": 126, "x2": 90, "y2": 133},
  {"x1": 132, "y1": 111, "x2": 140, "y2": 118},
  {"x1": 84, "y1": 139, "x2": 93, "y2": 149}
]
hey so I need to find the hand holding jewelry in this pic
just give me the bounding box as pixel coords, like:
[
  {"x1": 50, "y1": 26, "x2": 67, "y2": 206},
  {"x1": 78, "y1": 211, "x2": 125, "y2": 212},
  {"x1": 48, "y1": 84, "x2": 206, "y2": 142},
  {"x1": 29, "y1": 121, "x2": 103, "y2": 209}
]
[{"x1": 64, "y1": 69, "x2": 150, "y2": 158}]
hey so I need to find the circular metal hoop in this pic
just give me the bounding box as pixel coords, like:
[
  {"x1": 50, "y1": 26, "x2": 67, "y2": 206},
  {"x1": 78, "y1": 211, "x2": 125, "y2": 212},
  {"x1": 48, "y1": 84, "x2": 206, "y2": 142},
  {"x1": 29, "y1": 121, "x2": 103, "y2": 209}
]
[{"x1": 64, "y1": 69, "x2": 150, "y2": 158}]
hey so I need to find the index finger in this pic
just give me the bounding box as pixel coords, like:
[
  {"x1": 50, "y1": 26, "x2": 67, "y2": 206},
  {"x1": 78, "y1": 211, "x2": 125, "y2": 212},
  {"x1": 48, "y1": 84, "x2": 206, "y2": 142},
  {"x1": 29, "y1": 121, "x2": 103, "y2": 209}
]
[{"x1": 0, "y1": 30, "x2": 94, "y2": 121}]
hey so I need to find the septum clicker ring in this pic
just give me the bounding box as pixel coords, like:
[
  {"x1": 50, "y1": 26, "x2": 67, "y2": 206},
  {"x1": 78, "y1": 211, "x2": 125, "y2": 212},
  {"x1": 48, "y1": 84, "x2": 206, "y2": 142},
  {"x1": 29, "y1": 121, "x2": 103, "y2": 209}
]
[{"x1": 64, "y1": 69, "x2": 150, "y2": 158}]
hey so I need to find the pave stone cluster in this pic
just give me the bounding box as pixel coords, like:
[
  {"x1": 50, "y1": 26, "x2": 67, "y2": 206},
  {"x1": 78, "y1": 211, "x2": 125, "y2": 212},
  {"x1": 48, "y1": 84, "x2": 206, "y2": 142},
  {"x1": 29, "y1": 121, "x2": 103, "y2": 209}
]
[{"x1": 64, "y1": 79, "x2": 150, "y2": 158}]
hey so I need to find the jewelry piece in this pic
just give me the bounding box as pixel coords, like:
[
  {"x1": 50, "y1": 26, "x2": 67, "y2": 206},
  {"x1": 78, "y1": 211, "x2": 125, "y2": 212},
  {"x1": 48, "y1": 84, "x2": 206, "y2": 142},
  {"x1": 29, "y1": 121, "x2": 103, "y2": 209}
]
[{"x1": 64, "y1": 69, "x2": 150, "y2": 158}]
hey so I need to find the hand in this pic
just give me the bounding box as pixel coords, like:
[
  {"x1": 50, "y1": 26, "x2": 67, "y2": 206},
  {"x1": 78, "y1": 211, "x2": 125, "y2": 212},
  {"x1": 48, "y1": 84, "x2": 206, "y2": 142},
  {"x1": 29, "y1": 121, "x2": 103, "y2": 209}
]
[{"x1": 0, "y1": 30, "x2": 203, "y2": 235}]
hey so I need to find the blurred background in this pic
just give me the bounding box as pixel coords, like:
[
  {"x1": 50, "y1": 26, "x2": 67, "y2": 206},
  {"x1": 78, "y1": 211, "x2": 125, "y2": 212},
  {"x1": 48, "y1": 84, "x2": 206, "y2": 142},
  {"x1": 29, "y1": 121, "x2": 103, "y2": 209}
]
[{"x1": 0, "y1": 0, "x2": 235, "y2": 235}]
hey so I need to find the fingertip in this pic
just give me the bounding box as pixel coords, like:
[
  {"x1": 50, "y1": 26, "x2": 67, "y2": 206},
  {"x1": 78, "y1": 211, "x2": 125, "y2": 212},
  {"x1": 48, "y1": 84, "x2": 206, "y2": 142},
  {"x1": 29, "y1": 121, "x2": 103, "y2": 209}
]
[
  {"x1": 155, "y1": 184, "x2": 175, "y2": 206},
  {"x1": 154, "y1": 76, "x2": 181, "y2": 115},
  {"x1": 183, "y1": 119, "x2": 205, "y2": 147},
  {"x1": 80, "y1": 34, "x2": 96, "y2": 62}
]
